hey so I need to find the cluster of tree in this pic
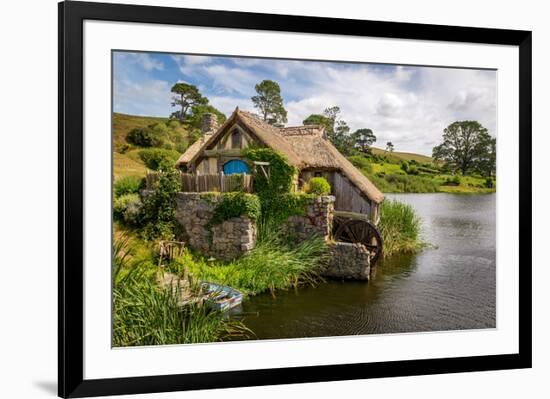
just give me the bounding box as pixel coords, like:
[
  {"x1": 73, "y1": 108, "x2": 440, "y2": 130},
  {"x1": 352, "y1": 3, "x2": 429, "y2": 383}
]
[
  {"x1": 170, "y1": 79, "x2": 378, "y2": 156},
  {"x1": 302, "y1": 106, "x2": 376, "y2": 155},
  {"x1": 169, "y1": 79, "x2": 495, "y2": 180},
  {"x1": 248, "y1": 81, "x2": 378, "y2": 155},
  {"x1": 432, "y1": 121, "x2": 496, "y2": 177}
]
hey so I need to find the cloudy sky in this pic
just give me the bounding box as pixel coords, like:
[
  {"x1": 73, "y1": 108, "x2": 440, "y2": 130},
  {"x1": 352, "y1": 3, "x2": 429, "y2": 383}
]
[{"x1": 113, "y1": 51, "x2": 496, "y2": 156}]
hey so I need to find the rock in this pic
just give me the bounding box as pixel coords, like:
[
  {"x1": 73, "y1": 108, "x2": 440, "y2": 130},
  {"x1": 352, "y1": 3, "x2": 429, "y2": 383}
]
[{"x1": 322, "y1": 242, "x2": 371, "y2": 280}]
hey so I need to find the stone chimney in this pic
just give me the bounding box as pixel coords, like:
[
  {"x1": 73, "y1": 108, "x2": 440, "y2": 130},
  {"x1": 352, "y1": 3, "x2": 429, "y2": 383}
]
[{"x1": 201, "y1": 113, "x2": 219, "y2": 134}]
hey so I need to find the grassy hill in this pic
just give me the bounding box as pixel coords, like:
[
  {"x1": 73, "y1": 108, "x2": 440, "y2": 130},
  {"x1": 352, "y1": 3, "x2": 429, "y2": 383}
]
[
  {"x1": 113, "y1": 113, "x2": 170, "y2": 147},
  {"x1": 113, "y1": 113, "x2": 196, "y2": 179},
  {"x1": 370, "y1": 147, "x2": 433, "y2": 164}
]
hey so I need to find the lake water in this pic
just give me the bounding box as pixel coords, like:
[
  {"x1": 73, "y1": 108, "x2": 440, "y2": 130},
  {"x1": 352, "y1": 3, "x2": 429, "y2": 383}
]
[{"x1": 241, "y1": 193, "x2": 496, "y2": 339}]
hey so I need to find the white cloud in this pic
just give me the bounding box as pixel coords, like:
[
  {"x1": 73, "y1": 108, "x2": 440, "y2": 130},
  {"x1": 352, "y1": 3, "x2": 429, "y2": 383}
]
[
  {"x1": 181, "y1": 55, "x2": 212, "y2": 65},
  {"x1": 203, "y1": 65, "x2": 258, "y2": 95},
  {"x1": 283, "y1": 64, "x2": 496, "y2": 155},
  {"x1": 113, "y1": 52, "x2": 497, "y2": 155},
  {"x1": 114, "y1": 79, "x2": 172, "y2": 116},
  {"x1": 208, "y1": 96, "x2": 254, "y2": 117},
  {"x1": 376, "y1": 93, "x2": 406, "y2": 117},
  {"x1": 124, "y1": 53, "x2": 164, "y2": 71}
]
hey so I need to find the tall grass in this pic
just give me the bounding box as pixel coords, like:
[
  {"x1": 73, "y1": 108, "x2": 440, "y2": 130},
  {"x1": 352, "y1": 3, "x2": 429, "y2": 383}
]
[
  {"x1": 175, "y1": 223, "x2": 330, "y2": 296},
  {"x1": 112, "y1": 237, "x2": 250, "y2": 347},
  {"x1": 379, "y1": 200, "x2": 425, "y2": 257}
]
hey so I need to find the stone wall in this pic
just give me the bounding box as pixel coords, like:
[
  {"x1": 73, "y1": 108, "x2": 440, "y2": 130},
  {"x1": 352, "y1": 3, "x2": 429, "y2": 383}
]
[
  {"x1": 174, "y1": 193, "x2": 256, "y2": 261},
  {"x1": 322, "y1": 242, "x2": 371, "y2": 280},
  {"x1": 284, "y1": 195, "x2": 335, "y2": 241},
  {"x1": 173, "y1": 193, "x2": 370, "y2": 280},
  {"x1": 211, "y1": 217, "x2": 256, "y2": 260}
]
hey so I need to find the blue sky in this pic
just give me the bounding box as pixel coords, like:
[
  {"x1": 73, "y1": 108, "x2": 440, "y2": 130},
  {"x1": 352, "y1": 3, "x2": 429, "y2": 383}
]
[{"x1": 113, "y1": 51, "x2": 496, "y2": 155}]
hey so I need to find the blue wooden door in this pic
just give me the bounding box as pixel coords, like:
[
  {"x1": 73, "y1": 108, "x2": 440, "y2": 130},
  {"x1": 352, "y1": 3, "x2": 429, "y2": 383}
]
[{"x1": 223, "y1": 159, "x2": 250, "y2": 175}]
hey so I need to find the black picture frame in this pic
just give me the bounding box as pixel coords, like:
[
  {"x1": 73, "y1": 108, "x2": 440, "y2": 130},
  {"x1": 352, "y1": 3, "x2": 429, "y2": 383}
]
[{"x1": 58, "y1": 1, "x2": 532, "y2": 397}]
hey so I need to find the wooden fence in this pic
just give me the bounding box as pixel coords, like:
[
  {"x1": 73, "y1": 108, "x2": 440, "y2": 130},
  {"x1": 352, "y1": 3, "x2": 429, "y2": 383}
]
[{"x1": 146, "y1": 171, "x2": 254, "y2": 193}]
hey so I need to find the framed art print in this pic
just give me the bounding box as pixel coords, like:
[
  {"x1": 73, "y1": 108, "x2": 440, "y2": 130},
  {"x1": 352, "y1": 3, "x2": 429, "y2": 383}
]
[{"x1": 58, "y1": 1, "x2": 532, "y2": 397}]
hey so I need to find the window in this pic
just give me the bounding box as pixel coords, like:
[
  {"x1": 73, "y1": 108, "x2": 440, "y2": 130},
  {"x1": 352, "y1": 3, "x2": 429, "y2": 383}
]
[{"x1": 231, "y1": 129, "x2": 242, "y2": 148}]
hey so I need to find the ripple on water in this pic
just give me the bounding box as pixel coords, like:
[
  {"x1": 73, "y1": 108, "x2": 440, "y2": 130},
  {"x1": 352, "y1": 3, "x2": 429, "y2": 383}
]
[{"x1": 242, "y1": 194, "x2": 496, "y2": 340}]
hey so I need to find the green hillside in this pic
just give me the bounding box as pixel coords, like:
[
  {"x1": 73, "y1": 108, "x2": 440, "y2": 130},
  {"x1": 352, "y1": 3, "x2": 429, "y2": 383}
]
[
  {"x1": 113, "y1": 113, "x2": 169, "y2": 147},
  {"x1": 370, "y1": 147, "x2": 433, "y2": 164},
  {"x1": 113, "y1": 113, "x2": 196, "y2": 179}
]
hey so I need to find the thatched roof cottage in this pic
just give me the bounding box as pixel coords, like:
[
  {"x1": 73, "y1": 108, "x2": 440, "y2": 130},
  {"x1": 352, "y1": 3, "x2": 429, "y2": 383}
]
[{"x1": 177, "y1": 108, "x2": 384, "y2": 223}]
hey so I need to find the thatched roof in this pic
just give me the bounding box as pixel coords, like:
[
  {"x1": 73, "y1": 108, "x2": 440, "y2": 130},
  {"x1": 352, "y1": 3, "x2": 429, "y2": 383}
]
[
  {"x1": 176, "y1": 133, "x2": 213, "y2": 165},
  {"x1": 279, "y1": 126, "x2": 385, "y2": 204},
  {"x1": 177, "y1": 108, "x2": 384, "y2": 203}
]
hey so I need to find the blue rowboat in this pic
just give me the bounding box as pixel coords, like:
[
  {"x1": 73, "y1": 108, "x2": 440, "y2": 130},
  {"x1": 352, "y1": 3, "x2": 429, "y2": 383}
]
[{"x1": 200, "y1": 282, "x2": 243, "y2": 312}]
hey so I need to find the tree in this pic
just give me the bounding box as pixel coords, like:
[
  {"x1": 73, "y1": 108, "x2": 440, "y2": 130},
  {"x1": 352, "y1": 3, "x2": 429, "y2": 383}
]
[
  {"x1": 302, "y1": 114, "x2": 333, "y2": 133},
  {"x1": 185, "y1": 104, "x2": 227, "y2": 131},
  {"x1": 475, "y1": 135, "x2": 496, "y2": 177},
  {"x1": 352, "y1": 128, "x2": 377, "y2": 153},
  {"x1": 332, "y1": 120, "x2": 354, "y2": 155},
  {"x1": 386, "y1": 141, "x2": 394, "y2": 153},
  {"x1": 170, "y1": 83, "x2": 207, "y2": 122},
  {"x1": 303, "y1": 106, "x2": 354, "y2": 154},
  {"x1": 432, "y1": 121, "x2": 495, "y2": 175},
  {"x1": 251, "y1": 80, "x2": 288, "y2": 126}
]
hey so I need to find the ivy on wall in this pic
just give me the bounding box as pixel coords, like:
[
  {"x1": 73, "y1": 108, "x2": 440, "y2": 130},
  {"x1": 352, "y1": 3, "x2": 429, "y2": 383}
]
[
  {"x1": 242, "y1": 148, "x2": 296, "y2": 197},
  {"x1": 242, "y1": 148, "x2": 314, "y2": 225}
]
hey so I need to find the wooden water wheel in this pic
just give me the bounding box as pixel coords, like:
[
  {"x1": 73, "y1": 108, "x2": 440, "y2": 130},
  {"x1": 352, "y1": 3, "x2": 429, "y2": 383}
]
[{"x1": 332, "y1": 211, "x2": 383, "y2": 266}]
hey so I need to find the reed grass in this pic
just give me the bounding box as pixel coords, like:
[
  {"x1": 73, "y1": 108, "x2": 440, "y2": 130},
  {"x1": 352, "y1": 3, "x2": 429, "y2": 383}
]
[
  {"x1": 174, "y1": 223, "x2": 330, "y2": 296},
  {"x1": 379, "y1": 200, "x2": 425, "y2": 257},
  {"x1": 112, "y1": 237, "x2": 250, "y2": 347}
]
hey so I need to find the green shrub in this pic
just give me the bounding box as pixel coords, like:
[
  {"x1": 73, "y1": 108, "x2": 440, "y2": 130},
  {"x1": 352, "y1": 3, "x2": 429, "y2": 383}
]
[
  {"x1": 306, "y1": 177, "x2": 331, "y2": 195},
  {"x1": 348, "y1": 155, "x2": 373, "y2": 173},
  {"x1": 139, "y1": 167, "x2": 180, "y2": 240},
  {"x1": 114, "y1": 176, "x2": 144, "y2": 198},
  {"x1": 114, "y1": 193, "x2": 141, "y2": 222},
  {"x1": 126, "y1": 127, "x2": 165, "y2": 148},
  {"x1": 138, "y1": 148, "x2": 180, "y2": 171},
  {"x1": 400, "y1": 160, "x2": 409, "y2": 173},
  {"x1": 116, "y1": 143, "x2": 131, "y2": 154},
  {"x1": 484, "y1": 177, "x2": 494, "y2": 188},
  {"x1": 379, "y1": 200, "x2": 424, "y2": 257},
  {"x1": 407, "y1": 164, "x2": 419, "y2": 175},
  {"x1": 210, "y1": 193, "x2": 262, "y2": 226},
  {"x1": 261, "y1": 193, "x2": 315, "y2": 226},
  {"x1": 443, "y1": 174, "x2": 461, "y2": 186}
]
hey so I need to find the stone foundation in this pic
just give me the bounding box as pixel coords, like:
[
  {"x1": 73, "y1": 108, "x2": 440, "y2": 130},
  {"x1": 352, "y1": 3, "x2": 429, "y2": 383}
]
[
  {"x1": 172, "y1": 193, "x2": 370, "y2": 279},
  {"x1": 174, "y1": 193, "x2": 256, "y2": 261},
  {"x1": 284, "y1": 195, "x2": 334, "y2": 241},
  {"x1": 211, "y1": 217, "x2": 256, "y2": 260},
  {"x1": 321, "y1": 242, "x2": 371, "y2": 280}
]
